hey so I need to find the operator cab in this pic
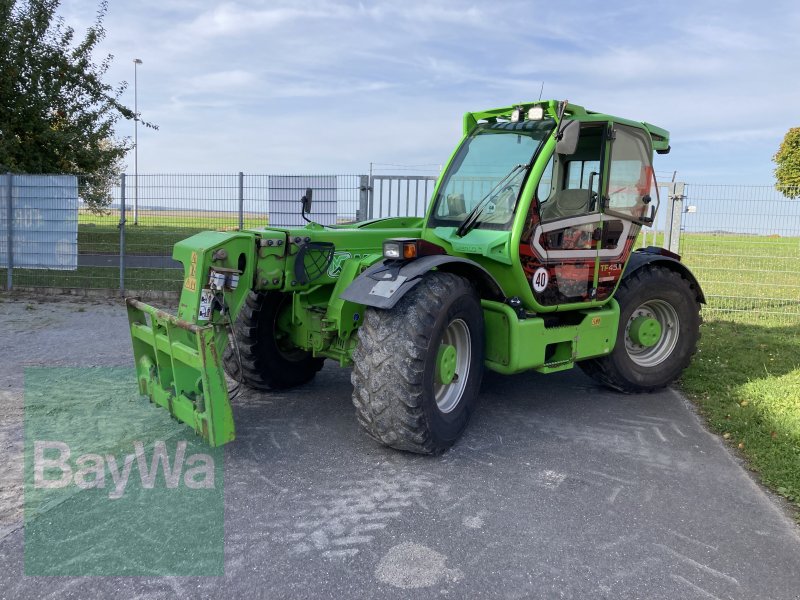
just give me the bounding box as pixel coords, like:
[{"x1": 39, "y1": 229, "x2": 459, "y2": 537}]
[{"x1": 522, "y1": 117, "x2": 660, "y2": 307}]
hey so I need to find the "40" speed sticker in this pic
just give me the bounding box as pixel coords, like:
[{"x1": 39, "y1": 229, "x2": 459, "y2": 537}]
[{"x1": 532, "y1": 267, "x2": 549, "y2": 292}]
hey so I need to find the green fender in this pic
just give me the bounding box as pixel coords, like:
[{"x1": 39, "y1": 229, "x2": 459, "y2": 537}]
[
  {"x1": 339, "y1": 255, "x2": 506, "y2": 309},
  {"x1": 624, "y1": 247, "x2": 706, "y2": 303}
]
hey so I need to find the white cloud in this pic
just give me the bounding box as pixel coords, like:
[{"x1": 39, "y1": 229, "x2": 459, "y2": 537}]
[
  {"x1": 179, "y1": 2, "x2": 351, "y2": 39},
  {"x1": 184, "y1": 69, "x2": 258, "y2": 91},
  {"x1": 58, "y1": 0, "x2": 800, "y2": 183},
  {"x1": 360, "y1": 3, "x2": 485, "y2": 26}
]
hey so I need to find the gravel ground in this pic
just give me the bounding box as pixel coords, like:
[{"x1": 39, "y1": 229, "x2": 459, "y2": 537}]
[
  {"x1": 0, "y1": 296, "x2": 135, "y2": 540},
  {"x1": 1, "y1": 295, "x2": 800, "y2": 599}
]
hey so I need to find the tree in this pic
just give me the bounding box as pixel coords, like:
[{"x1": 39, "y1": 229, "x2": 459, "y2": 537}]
[
  {"x1": 0, "y1": 0, "x2": 155, "y2": 212},
  {"x1": 773, "y1": 128, "x2": 800, "y2": 198}
]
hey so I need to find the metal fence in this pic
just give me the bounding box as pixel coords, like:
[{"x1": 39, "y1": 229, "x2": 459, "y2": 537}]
[
  {"x1": 366, "y1": 175, "x2": 437, "y2": 219},
  {"x1": 678, "y1": 184, "x2": 800, "y2": 324},
  {"x1": 0, "y1": 173, "x2": 366, "y2": 294},
  {"x1": 1, "y1": 172, "x2": 798, "y2": 324}
]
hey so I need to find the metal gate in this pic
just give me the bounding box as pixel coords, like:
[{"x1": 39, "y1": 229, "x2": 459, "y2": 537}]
[{"x1": 364, "y1": 175, "x2": 438, "y2": 219}]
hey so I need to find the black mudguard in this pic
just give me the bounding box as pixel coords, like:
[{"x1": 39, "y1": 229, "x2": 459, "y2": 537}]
[
  {"x1": 624, "y1": 246, "x2": 706, "y2": 303},
  {"x1": 340, "y1": 255, "x2": 505, "y2": 309}
]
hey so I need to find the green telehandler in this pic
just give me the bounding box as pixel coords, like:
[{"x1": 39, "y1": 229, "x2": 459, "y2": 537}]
[{"x1": 126, "y1": 99, "x2": 704, "y2": 454}]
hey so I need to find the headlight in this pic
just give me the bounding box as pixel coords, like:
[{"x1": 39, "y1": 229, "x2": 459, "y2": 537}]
[
  {"x1": 383, "y1": 241, "x2": 402, "y2": 259},
  {"x1": 383, "y1": 238, "x2": 446, "y2": 261}
]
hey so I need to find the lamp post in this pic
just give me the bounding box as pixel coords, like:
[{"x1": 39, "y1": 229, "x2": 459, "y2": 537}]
[{"x1": 133, "y1": 58, "x2": 142, "y2": 225}]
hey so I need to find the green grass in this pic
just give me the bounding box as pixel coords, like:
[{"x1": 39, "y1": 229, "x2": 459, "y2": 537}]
[
  {"x1": 79, "y1": 224, "x2": 198, "y2": 256},
  {"x1": 79, "y1": 209, "x2": 268, "y2": 229},
  {"x1": 636, "y1": 232, "x2": 800, "y2": 520},
  {"x1": 79, "y1": 210, "x2": 269, "y2": 255},
  {"x1": 0, "y1": 266, "x2": 182, "y2": 292},
  {"x1": 680, "y1": 320, "x2": 800, "y2": 520},
  {"x1": 637, "y1": 231, "x2": 800, "y2": 323},
  {"x1": 680, "y1": 233, "x2": 800, "y2": 322}
]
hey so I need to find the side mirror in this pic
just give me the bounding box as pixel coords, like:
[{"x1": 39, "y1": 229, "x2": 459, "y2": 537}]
[
  {"x1": 556, "y1": 120, "x2": 579, "y2": 155},
  {"x1": 301, "y1": 188, "x2": 313, "y2": 214}
]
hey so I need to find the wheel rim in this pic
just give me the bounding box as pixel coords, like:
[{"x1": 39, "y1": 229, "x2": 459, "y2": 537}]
[
  {"x1": 433, "y1": 318, "x2": 471, "y2": 413},
  {"x1": 624, "y1": 299, "x2": 680, "y2": 367}
]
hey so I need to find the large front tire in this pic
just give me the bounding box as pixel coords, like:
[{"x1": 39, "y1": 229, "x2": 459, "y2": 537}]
[
  {"x1": 223, "y1": 291, "x2": 324, "y2": 390},
  {"x1": 351, "y1": 272, "x2": 484, "y2": 454},
  {"x1": 579, "y1": 266, "x2": 701, "y2": 392}
]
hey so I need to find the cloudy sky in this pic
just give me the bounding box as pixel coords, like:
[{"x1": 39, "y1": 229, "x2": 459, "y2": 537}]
[{"x1": 61, "y1": 0, "x2": 800, "y2": 184}]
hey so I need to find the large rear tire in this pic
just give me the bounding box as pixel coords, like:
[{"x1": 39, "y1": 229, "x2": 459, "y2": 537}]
[
  {"x1": 579, "y1": 265, "x2": 701, "y2": 392},
  {"x1": 224, "y1": 291, "x2": 324, "y2": 390},
  {"x1": 351, "y1": 272, "x2": 485, "y2": 455}
]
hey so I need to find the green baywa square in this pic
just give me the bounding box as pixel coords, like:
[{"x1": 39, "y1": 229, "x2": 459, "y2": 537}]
[{"x1": 24, "y1": 367, "x2": 224, "y2": 576}]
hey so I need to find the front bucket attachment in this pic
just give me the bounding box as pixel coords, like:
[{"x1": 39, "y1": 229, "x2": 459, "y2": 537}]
[{"x1": 125, "y1": 298, "x2": 235, "y2": 447}]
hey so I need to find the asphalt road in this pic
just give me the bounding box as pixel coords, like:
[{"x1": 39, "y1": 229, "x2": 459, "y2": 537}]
[{"x1": 1, "y1": 298, "x2": 799, "y2": 599}]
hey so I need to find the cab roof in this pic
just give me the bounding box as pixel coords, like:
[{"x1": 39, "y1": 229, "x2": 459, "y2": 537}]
[{"x1": 463, "y1": 100, "x2": 670, "y2": 153}]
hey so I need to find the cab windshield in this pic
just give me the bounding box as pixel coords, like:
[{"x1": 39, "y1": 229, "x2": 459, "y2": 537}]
[{"x1": 429, "y1": 119, "x2": 555, "y2": 229}]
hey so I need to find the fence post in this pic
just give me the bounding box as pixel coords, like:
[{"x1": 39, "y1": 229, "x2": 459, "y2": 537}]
[
  {"x1": 238, "y1": 172, "x2": 244, "y2": 230},
  {"x1": 664, "y1": 181, "x2": 685, "y2": 254},
  {"x1": 662, "y1": 182, "x2": 675, "y2": 252},
  {"x1": 358, "y1": 175, "x2": 370, "y2": 222},
  {"x1": 368, "y1": 176, "x2": 376, "y2": 219},
  {"x1": 368, "y1": 162, "x2": 374, "y2": 219},
  {"x1": 5, "y1": 173, "x2": 12, "y2": 291},
  {"x1": 119, "y1": 174, "x2": 126, "y2": 295}
]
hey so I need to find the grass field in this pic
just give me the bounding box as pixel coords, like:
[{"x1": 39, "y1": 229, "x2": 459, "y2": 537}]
[
  {"x1": 676, "y1": 235, "x2": 799, "y2": 521},
  {"x1": 78, "y1": 208, "x2": 270, "y2": 228},
  {"x1": 2, "y1": 223, "x2": 799, "y2": 519},
  {"x1": 79, "y1": 209, "x2": 270, "y2": 255},
  {"x1": 0, "y1": 266, "x2": 177, "y2": 291},
  {"x1": 641, "y1": 233, "x2": 800, "y2": 520},
  {"x1": 680, "y1": 233, "x2": 800, "y2": 324}
]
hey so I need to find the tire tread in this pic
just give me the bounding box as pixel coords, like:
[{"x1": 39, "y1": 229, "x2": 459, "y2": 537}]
[
  {"x1": 351, "y1": 272, "x2": 475, "y2": 454},
  {"x1": 224, "y1": 291, "x2": 323, "y2": 390}
]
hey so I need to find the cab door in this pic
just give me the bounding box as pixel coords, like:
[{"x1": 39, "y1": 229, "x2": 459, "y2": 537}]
[
  {"x1": 595, "y1": 123, "x2": 658, "y2": 300},
  {"x1": 520, "y1": 121, "x2": 607, "y2": 307}
]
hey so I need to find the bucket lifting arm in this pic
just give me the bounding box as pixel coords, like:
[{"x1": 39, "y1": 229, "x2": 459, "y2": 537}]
[{"x1": 125, "y1": 231, "x2": 259, "y2": 446}]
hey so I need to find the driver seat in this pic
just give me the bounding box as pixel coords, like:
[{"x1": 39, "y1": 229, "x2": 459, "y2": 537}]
[{"x1": 540, "y1": 189, "x2": 590, "y2": 221}]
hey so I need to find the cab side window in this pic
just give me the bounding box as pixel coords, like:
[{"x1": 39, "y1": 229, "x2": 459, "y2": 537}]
[
  {"x1": 605, "y1": 125, "x2": 656, "y2": 222},
  {"x1": 538, "y1": 123, "x2": 604, "y2": 222},
  {"x1": 565, "y1": 159, "x2": 600, "y2": 192}
]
